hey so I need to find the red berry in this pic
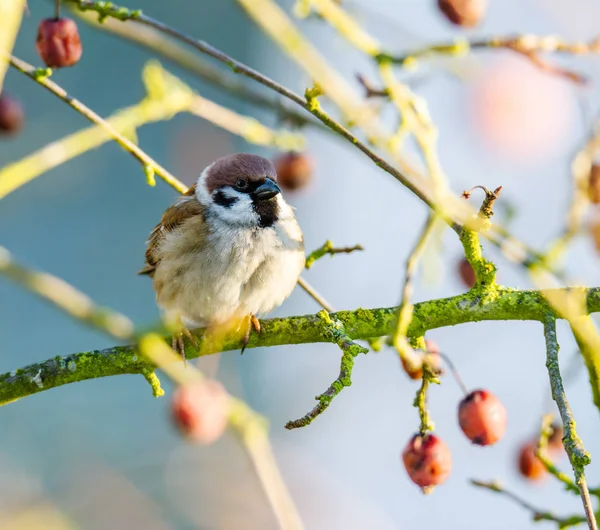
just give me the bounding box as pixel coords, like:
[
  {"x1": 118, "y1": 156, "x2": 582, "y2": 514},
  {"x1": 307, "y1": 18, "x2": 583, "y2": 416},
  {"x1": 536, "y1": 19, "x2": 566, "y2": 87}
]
[
  {"x1": 458, "y1": 389, "x2": 507, "y2": 446},
  {"x1": 517, "y1": 441, "x2": 546, "y2": 481},
  {"x1": 171, "y1": 379, "x2": 229, "y2": 444},
  {"x1": 36, "y1": 18, "x2": 82, "y2": 68},
  {"x1": 0, "y1": 94, "x2": 24, "y2": 135},
  {"x1": 274, "y1": 152, "x2": 313, "y2": 191},
  {"x1": 437, "y1": 0, "x2": 486, "y2": 28},
  {"x1": 458, "y1": 258, "x2": 476, "y2": 288},
  {"x1": 547, "y1": 422, "x2": 564, "y2": 454},
  {"x1": 402, "y1": 433, "x2": 452, "y2": 490},
  {"x1": 402, "y1": 339, "x2": 442, "y2": 380}
]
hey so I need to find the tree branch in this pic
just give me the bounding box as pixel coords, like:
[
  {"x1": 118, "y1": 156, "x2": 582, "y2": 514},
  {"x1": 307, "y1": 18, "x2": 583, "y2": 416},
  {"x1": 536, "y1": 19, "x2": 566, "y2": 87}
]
[
  {"x1": 5, "y1": 285, "x2": 600, "y2": 407},
  {"x1": 285, "y1": 311, "x2": 368, "y2": 429},
  {"x1": 8, "y1": 55, "x2": 188, "y2": 194},
  {"x1": 471, "y1": 480, "x2": 587, "y2": 528}
]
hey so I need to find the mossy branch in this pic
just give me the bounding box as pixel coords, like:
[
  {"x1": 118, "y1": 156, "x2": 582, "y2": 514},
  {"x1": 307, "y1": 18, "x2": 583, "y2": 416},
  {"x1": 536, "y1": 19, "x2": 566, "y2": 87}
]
[
  {"x1": 304, "y1": 240, "x2": 364, "y2": 269},
  {"x1": 458, "y1": 186, "x2": 502, "y2": 289},
  {"x1": 5, "y1": 284, "x2": 600, "y2": 408},
  {"x1": 285, "y1": 311, "x2": 368, "y2": 429}
]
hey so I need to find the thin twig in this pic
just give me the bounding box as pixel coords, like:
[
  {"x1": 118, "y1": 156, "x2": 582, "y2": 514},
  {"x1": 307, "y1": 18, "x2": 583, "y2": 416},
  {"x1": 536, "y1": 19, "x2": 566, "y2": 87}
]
[
  {"x1": 296, "y1": 276, "x2": 335, "y2": 313},
  {"x1": 543, "y1": 317, "x2": 597, "y2": 530},
  {"x1": 285, "y1": 311, "x2": 368, "y2": 429},
  {"x1": 377, "y1": 34, "x2": 600, "y2": 83},
  {"x1": 304, "y1": 240, "x2": 363, "y2": 269},
  {"x1": 66, "y1": 4, "x2": 329, "y2": 132},
  {"x1": 471, "y1": 480, "x2": 587, "y2": 528},
  {"x1": 8, "y1": 55, "x2": 187, "y2": 193},
  {"x1": 393, "y1": 215, "x2": 438, "y2": 373}
]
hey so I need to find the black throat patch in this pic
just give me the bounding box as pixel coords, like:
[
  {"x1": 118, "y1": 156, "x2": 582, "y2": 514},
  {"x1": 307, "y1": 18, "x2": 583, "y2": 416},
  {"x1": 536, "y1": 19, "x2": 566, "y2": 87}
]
[{"x1": 252, "y1": 197, "x2": 279, "y2": 228}]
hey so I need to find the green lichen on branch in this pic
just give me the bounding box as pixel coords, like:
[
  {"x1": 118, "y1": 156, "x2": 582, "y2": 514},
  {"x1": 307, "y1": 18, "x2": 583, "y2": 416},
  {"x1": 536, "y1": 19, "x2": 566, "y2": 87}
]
[
  {"x1": 142, "y1": 369, "x2": 164, "y2": 397},
  {"x1": 458, "y1": 186, "x2": 503, "y2": 289},
  {"x1": 4, "y1": 287, "x2": 600, "y2": 407},
  {"x1": 304, "y1": 240, "x2": 364, "y2": 269},
  {"x1": 542, "y1": 318, "x2": 599, "y2": 530},
  {"x1": 285, "y1": 311, "x2": 368, "y2": 429},
  {"x1": 64, "y1": 0, "x2": 142, "y2": 22}
]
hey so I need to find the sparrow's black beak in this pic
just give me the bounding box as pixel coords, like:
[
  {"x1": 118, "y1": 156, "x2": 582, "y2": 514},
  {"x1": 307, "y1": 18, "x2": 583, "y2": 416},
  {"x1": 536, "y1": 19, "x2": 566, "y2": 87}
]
[{"x1": 252, "y1": 179, "x2": 281, "y2": 201}]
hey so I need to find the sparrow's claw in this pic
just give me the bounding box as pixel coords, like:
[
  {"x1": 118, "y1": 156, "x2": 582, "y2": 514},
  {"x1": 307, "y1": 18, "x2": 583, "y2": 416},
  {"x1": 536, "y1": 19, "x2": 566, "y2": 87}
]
[
  {"x1": 241, "y1": 315, "x2": 261, "y2": 355},
  {"x1": 171, "y1": 327, "x2": 197, "y2": 366}
]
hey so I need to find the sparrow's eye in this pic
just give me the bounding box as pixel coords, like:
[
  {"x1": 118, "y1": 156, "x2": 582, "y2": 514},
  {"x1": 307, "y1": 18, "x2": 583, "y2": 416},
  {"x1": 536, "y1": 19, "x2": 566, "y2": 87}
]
[{"x1": 234, "y1": 178, "x2": 248, "y2": 191}]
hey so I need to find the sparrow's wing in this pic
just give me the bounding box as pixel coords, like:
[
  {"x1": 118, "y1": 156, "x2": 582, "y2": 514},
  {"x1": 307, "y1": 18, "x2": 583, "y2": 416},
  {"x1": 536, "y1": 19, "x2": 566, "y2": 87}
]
[{"x1": 138, "y1": 185, "x2": 204, "y2": 277}]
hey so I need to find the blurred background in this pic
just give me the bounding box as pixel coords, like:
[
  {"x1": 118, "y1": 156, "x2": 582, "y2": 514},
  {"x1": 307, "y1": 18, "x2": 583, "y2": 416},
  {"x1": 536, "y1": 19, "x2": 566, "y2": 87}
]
[{"x1": 1, "y1": 0, "x2": 600, "y2": 528}]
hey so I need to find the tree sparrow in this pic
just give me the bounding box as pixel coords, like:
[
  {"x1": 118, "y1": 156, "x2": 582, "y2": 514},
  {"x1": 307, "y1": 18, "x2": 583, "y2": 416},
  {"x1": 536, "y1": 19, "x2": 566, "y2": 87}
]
[{"x1": 139, "y1": 153, "x2": 305, "y2": 359}]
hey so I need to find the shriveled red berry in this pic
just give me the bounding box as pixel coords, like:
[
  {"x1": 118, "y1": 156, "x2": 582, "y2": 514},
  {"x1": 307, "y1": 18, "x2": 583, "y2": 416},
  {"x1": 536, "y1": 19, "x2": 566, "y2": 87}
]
[
  {"x1": 437, "y1": 0, "x2": 487, "y2": 28},
  {"x1": 458, "y1": 258, "x2": 476, "y2": 288},
  {"x1": 518, "y1": 441, "x2": 546, "y2": 481},
  {"x1": 547, "y1": 422, "x2": 564, "y2": 454},
  {"x1": 590, "y1": 218, "x2": 600, "y2": 254},
  {"x1": 274, "y1": 152, "x2": 313, "y2": 191},
  {"x1": 402, "y1": 433, "x2": 452, "y2": 491},
  {"x1": 458, "y1": 389, "x2": 507, "y2": 446},
  {"x1": 589, "y1": 165, "x2": 600, "y2": 204},
  {"x1": 402, "y1": 339, "x2": 442, "y2": 380},
  {"x1": 36, "y1": 18, "x2": 82, "y2": 68},
  {"x1": 0, "y1": 94, "x2": 24, "y2": 135},
  {"x1": 171, "y1": 379, "x2": 229, "y2": 444}
]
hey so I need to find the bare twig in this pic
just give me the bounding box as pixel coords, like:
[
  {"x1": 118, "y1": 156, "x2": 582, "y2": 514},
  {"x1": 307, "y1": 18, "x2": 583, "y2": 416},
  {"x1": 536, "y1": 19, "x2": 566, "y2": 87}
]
[
  {"x1": 304, "y1": 240, "x2": 364, "y2": 269},
  {"x1": 543, "y1": 318, "x2": 597, "y2": 530},
  {"x1": 285, "y1": 311, "x2": 368, "y2": 429},
  {"x1": 393, "y1": 215, "x2": 438, "y2": 372},
  {"x1": 471, "y1": 480, "x2": 587, "y2": 528},
  {"x1": 8, "y1": 55, "x2": 187, "y2": 193}
]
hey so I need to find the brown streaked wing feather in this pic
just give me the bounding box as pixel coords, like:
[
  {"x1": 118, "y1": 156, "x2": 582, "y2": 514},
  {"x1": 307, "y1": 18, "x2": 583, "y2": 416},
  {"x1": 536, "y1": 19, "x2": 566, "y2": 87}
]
[{"x1": 138, "y1": 185, "x2": 202, "y2": 277}]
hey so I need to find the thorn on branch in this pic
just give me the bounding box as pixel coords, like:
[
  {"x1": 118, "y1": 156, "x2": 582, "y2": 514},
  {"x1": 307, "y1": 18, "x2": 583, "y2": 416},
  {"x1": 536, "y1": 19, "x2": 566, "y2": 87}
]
[
  {"x1": 305, "y1": 240, "x2": 364, "y2": 269},
  {"x1": 285, "y1": 311, "x2": 368, "y2": 429}
]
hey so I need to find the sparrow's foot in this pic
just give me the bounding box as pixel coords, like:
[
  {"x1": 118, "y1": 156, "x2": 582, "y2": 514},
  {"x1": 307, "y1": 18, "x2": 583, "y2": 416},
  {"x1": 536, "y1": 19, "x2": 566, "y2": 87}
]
[
  {"x1": 171, "y1": 328, "x2": 198, "y2": 366},
  {"x1": 241, "y1": 315, "x2": 261, "y2": 355}
]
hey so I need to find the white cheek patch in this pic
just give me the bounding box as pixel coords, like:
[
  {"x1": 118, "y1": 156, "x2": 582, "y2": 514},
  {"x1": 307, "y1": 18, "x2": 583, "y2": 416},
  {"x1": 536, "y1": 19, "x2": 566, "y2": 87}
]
[
  {"x1": 194, "y1": 165, "x2": 213, "y2": 206},
  {"x1": 213, "y1": 188, "x2": 259, "y2": 226},
  {"x1": 195, "y1": 167, "x2": 259, "y2": 227}
]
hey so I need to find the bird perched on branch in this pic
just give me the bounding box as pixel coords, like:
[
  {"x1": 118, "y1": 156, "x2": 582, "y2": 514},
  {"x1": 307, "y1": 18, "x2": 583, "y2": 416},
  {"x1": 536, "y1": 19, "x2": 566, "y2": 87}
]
[{"x1": 139, "y1": 153, "x2": 305, "y2": 360}]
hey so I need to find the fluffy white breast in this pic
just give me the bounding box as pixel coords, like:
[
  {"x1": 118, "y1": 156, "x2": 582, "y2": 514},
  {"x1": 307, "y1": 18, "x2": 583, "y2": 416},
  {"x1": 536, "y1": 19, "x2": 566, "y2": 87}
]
[{"x1": 160, "y1": 193, "x2": 305, "y2": 327}]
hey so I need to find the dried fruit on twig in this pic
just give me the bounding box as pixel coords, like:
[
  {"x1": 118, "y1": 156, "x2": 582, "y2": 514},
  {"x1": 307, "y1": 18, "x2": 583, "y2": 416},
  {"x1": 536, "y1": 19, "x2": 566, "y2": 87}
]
[
  {"x1": 0, "y1": 94, "x2": 24, "y2": 135},
  {"x1": 402, "y1": 339, "x2": 442, "y2": 380},
  {"x1": 458, "y1": 258, "x2": 476, "y2": 288},
  {"x1": 437, "y1": 0, "x2": 487, "y2": 28},
  {"x1": 517, "y1": 441, "x2": 546, "y2": 481},
  {"x1": 590, "y1": 217, "x2": 600, "y2": 254},
  {"x1": 171, "y1": 379, "x2": 229, "y2": 444},
  {"x1": 274, "y1": 152, "x2": 313, "y2": 191},
  {"x1": 402, "y1": 433, "x2": 452, "y2": 491},
  {"x1": 547, "y1": 422, "x2": 564, "y2": 453},
  {"x1": 588, "y1": 164, "x2": 600, "y2": 204},
  {"x1": 458, "y1": 389, "x2": 507, "y2": 446},
  {"x1": 36, "y1": 18, "x2": 82, "y2": 68}
]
